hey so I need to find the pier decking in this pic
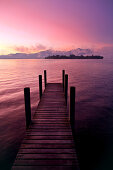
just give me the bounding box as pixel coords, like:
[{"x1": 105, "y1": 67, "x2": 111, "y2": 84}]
[{"x1": 12, "y1": 82, "x2": 79, "y2": 169}]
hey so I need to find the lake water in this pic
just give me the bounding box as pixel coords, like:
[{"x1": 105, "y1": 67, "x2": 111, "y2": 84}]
[{"x1": 0, "y1": 59, "x2": 113, "y2": 170}]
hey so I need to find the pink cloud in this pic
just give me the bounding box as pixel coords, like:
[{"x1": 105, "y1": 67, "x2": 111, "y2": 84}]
[{"x1": 13, "y1": 44, "x2": 46, "y2": 53}]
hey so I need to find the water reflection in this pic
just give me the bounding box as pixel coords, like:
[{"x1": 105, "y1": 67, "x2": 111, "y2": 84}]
[{"x1": 0, "y1": 59, "x2": 113, "y2": 169}]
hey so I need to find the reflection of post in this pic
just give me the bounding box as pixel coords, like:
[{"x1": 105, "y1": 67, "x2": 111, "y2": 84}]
[
  {"x1": 39, "y1": 75, "x2": 42, "y2": 99},
  {"x1": 44, "y1": 70, "x2": 47, "y2": 89},
  {"x1": 24, "y1": 87, "x2": 31, "y2": 129},
  {"x1": 65, "y1": 74, "x2": 68, "y2": 105},
  {"x1": 70, "y1": 86, "x2": 75, "y2": 132},
  {"x1": 62, "y1": 70, "x2": 65, "y2": 91}
]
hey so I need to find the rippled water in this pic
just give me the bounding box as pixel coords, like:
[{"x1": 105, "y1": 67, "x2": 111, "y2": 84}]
[{"x1": 0, "y1": 59, "x2": 113, "y2": 170}]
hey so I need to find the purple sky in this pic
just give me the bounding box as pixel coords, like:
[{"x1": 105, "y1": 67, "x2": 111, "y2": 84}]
[{"x1": 0, "y1": 0, "x2": 113, "y2": 54}]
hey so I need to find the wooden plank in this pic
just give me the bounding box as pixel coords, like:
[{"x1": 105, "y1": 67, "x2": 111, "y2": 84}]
[
  {"x1": 26, "y1": 132, "x2": 72, "y2": 135},
  {"x1": 12, "y1": 83, "x2": 79, "y2": 170},
  {"x1": 26, "y1": 129, "x2": 72, "y2": 132},
  {"x1": 22, "y1": 139, "x2": 74, "y2": 144},
  {"x1": 30, "y1": 126, "x2": 70, "y2": 129},
  {"x1": 14, "y1": 159, "x2": 77, "y2": 166},
  {"x1": 31, "y1": 120, "x2": 69, "y2": 123},
  {"x1": 35, "y1": 115, "x2": 66, "y2": 120},
  {"x1": 31, "y1": 124, "x2": 69, "y2": 127},
  {"x1": 28, "y1": 125, "x2": 70, "y2": 128},
  {"x1": 16, "y1": 153, "x2": 77, "y2": 159},
  {"x1": 20, "y1": 143, "x2": 75, "y2": 149},
  {"x1": 24, "y1": 135, "x2": 73, "y2": 140},
  {"x1": 18, "y1": 148, "x2": 76, "y2": 154},
  {"x1": 12, "y1": 165, "x2": 77, "y2": 170},
  {"x1": 32, "y1": 123, "x2": 69, "y2": 125}
]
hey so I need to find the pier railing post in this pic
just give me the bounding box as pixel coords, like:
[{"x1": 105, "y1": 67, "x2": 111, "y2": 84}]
[
  {"x1": 62, "y1": 70, "x2": 65, "y2": 91},
  {"x1": 39, "y1": 75, "x2": 42, "y2": 99},
  {"x1": 24, "y1": 87, "x2": 31, "y2": 129},
  {"x1": 70, "y1": 86, "x2": 75, "y2": 133},
  {"x1": 65, "y1": 74, "x2": 68, "y2": 105},
  {"x1": 44, "y1": 70, "x2": 47, "y2": 89}
]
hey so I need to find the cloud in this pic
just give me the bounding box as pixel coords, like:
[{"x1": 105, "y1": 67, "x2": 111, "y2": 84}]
[{"x1": 13, "y1": 44, "x2": 47, "y2": 53}]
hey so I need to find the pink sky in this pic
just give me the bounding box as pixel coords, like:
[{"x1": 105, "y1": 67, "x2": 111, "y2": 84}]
[{"x1": 0, "y1": 0, "x2": 113, "y2": 54}]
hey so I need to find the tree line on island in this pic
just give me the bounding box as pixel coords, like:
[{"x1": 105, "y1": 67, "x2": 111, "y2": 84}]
[{"x1": 45, "y1": 54, "x2": 103, "y2": 59}]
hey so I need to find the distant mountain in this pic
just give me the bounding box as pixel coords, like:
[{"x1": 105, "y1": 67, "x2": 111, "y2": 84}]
[
  {"x1": 69, "y1": 48, "x2": 94, "y2": 56},
  {"x1": 94, "y1": 46, "x2": 113, "y2": 58},
  {"x1": 0, "y1": 48, "x2": 106, "y2": 59},
  {"x1": 0, "y1": 50, "x2": 53, "y2": 59}
]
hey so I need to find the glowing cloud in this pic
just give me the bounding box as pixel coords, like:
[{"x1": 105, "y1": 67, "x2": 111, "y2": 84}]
[{"x1": 13, "y1": 44, "x2": 47, "y2": 53}]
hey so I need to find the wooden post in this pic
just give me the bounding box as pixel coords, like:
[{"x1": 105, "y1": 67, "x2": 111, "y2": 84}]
[
  {"x1": 70, "y1": 86, "x2": 75, "y2": 132},
  {"x1": 24, "y1": 87, "x2": 31, "y2": 129},
  {"x1": 65, "y1": 74, "x2": 68, "y2": 105},
  {"x1": 39, "y1": 75, "x2": 42, "y2": 99},
  {"x1": 44, "y1": 70, "x2": 47, "y2": 89},
  {"x1": 62, "y1": 70, "x2": 65, "y2": 91}
]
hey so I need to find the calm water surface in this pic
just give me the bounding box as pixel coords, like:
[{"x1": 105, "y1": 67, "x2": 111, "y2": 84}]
[{"x1": 0, "y1": 59, "x2": 113, "y2": 170}]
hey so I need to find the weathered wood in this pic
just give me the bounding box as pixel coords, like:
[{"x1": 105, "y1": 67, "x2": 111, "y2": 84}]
[
  {"x1": 26, "y1": 131, "x2": 72, "y2": 136},
  {"x1": 65, "y1": 74, "x2": 68, "y2": 105},
  {"x1": 20, "y1": 143, "x2": 75, "y2": 149},
  {"x1": 27, "y1": 129, "x2": 72, "y2": 133},
  {"x1": 13, "y1": 159, "x2": 78, "y2": 166},
  {"x1": 12, "y1": 166, "x2": 78, "y2": 170},
  {"x1": 18, "y1": 148, "x2": 76, "y2": 154},
  {"x1": 70, "y1": 86, "x2": 75, "y2": 132},
  {"x1": 62, "y1": 70, "x2": 65, "y2": 91},
  {"x1": 16, "y1": 153, "x2": 76, "y2": 159},
  {"x1": 39, "y1": 75, "x2": 42, "y2": 99},
  {"x1": 24, "y1": 87, "x2": 31, "y2": 129},
  {"x1": 44, "y1": 70, "x2": 47, "y2": 89},
  {"x1": 12, "y1": 83, "x2": 79, "y2": 170},
  {"x1": 24, "y1": 135, "x2": 73, "y2": 140}
]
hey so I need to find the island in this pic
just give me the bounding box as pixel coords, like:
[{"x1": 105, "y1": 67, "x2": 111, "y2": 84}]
[{"x1": 45, "y1": 54, "x2": 103, "y2": 59}]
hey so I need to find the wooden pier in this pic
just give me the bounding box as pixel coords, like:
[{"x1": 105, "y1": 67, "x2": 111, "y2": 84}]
[{"x1": 12, "y1": 71, "x2": 80, "y2": 170}]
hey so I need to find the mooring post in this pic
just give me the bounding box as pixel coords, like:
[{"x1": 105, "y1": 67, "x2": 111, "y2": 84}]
[
  {"x1": 65, "y1": 74, "x2": 68, "y2": 105},
  {"x1": 62, "y1": 70, "x2": 65, "y2": 91},
  {"x1": 24, "y1": 87, "x2": 31, "y2": 129},
  {"x1": 44, "y1": 70, "x2": 47, "y2": 89},
  {"x1": 39, "y1": 75, "x2": 42, "y2": 99},
  {"x1": 70, "y1": 86, "x2": 75, "y2": 133}
]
